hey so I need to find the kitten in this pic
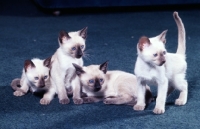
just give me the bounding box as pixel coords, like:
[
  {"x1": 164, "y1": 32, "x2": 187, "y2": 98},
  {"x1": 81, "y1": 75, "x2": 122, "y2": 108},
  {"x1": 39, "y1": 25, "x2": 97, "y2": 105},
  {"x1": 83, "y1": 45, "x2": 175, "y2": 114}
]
[
  {"x1": 11, "y1": 57, "x2": 52, "y2": 105},
  {"x1": 72, "y1": 61, "x2": 153, "y2": 105},
  {"x1": 48, "y1": 27, "x2": 88, "y2": 105},
  {"x1": 133, "y1": 12, "x2": 187, "y2": 114}
]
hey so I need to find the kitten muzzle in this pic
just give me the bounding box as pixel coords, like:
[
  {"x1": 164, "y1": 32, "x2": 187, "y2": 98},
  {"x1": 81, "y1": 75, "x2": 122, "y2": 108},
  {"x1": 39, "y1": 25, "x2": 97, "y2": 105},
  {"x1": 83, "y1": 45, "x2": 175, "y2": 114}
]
[
  {"x1": 76, "y1": 47, "x2": 83, "y2": 58},
  {"x1": 94, "y1": 79, "x2": 101, "y2": 92},
  {"x1": 38, "y1": 79, "x2": 45, "y2": 88}
]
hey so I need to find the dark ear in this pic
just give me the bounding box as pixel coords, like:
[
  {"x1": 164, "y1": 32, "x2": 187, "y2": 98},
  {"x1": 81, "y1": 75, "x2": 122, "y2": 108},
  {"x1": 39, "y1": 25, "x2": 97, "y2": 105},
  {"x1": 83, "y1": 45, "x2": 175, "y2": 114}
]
[
  {"x1": 24, "y1": 60, "x2": 35, "y2": 72},
  {"x1": 99, "y1": 61, "x2": 108, "y2": 74},
  {"x1": 58, "y1": 30, "x2": 71, "y2": 44},
  {"x1": 72, "y1": 63, "x2": 85, "y2": 76},
  {"x1": 79, "y1": 27, "x2": 88, "y2": 39},
  {"x1": 43, "y1": 56, "x2": 52, "y2": 68},
  {"x1": 157, "y1": 30, "x2": 168, "y2": 44},
  {"x1": 138, "y1": 36, "x2": 151, "y2": 51}
]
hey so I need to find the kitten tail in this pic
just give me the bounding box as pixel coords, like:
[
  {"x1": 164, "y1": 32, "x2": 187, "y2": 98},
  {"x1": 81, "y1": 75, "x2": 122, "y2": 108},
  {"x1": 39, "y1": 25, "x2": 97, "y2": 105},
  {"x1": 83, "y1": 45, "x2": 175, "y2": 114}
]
[
  {"x1": 11, "y1": 78, "x2": 25, "y2": 93},
  {"x1": 173, "y1": 11, "x2": 186, "y2": 55}
]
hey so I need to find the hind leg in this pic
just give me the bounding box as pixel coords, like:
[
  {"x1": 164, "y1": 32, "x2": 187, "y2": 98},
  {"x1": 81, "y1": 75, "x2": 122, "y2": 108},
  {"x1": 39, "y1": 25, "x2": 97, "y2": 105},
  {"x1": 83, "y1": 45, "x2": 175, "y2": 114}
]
[
  {"x1": 103, "y1": 94, "x2": 136, "y2": 105},
  {"x1": 173, "y1": 74, "x2": 188, "y2": 105}
]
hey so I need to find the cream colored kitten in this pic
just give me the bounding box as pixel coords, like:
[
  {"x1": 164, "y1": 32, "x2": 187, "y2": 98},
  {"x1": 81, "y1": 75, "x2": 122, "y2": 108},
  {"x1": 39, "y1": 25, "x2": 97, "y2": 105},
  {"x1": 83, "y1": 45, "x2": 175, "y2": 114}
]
[
  {"x1": 73, "y1": 61, "x2": 153, "y2": 105},
  {"x1": 47, "y1": 27, "x2": 87, "y2": 105},
  {"x1": 11, "y1": 57, "x2": 52, "y2": 105},
  {"x1": 133, "y1": 12, "x2": 187, "y2": 114}
]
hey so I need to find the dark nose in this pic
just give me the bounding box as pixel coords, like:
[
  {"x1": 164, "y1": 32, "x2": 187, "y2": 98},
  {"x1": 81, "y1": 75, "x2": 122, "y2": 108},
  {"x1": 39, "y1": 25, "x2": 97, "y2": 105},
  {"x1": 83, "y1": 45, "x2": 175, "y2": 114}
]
[
  {"x1": 39, "y1": 79, "x2": 45, "y2": 88},
  {"x1": 159, "y1": 61, "x2": 166, "y2": 66},
  {"x1": 76, "y1": 47, "x2": 83, "y2": 58},
  {"x1": 94, "y1": 79, "x2": 101, "y2": 92}
]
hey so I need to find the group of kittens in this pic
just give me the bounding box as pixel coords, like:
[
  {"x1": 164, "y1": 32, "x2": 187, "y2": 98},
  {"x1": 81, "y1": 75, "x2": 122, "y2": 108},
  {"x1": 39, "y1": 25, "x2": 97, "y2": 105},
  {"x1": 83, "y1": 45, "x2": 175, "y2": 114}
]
[{"x1": 11, "y1": 11, "x2": 187, "y2": 114}]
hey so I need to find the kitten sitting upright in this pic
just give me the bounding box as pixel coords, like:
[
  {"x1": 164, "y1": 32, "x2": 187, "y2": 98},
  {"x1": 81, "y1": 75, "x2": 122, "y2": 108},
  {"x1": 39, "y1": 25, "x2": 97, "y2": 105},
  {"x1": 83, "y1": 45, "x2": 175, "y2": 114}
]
[
  {"x1": 48, "y1": 27, "x2": 88, "y2": 105},
  {"x1": 73, "y1": 61, "x2": 153, "y2": 105},
  {"x1": 11, "y1": 57, "x2": 52, "y2": 105},
  {"x1": 133, "y1": 12, "x2": 187, "y2": 114}
]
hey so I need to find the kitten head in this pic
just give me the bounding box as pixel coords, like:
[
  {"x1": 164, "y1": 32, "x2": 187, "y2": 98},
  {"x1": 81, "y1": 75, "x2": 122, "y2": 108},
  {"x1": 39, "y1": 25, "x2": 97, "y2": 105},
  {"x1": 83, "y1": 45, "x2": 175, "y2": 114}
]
[
  {"x1": 72, "y1": 61, "x2": 108, "y2": 92},
  {"x1": 137, "y1": 30, "x2": 168, "y2": 66},
  {"x1": 58, "y1": 27, "x2": 87, "y2": 58},
  {"x1": 24, "y1": 57, "x2": 51, "y2": 88}
]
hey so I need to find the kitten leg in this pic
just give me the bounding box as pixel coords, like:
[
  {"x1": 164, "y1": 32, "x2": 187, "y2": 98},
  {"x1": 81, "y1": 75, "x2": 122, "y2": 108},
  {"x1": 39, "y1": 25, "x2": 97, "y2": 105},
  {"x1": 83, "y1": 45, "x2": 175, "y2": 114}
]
[
  {"x1": 104, "y1": 95, "x2": 136, "y2": 105},
  {"x1": 133, "y1": 78, "x2": 146, "y2": 111},
  {"x1": 13, "y1": 80, "x2": 29, "y2": 96},
  {"x1": 174, "y1": 75, "x2": 188, "y2": 105},
  {"x1": 40, "y1": 88, "x2": 56, "y2": 105},
  {"x1": 153, "y1": 78, "x2": 168, "y2": 114},
  {"x1": 71, "y1": 75, "x2": 83, "y2": 104},
  {"x1": 83, "y1": 96, "x2": 103, "y2": 103}
]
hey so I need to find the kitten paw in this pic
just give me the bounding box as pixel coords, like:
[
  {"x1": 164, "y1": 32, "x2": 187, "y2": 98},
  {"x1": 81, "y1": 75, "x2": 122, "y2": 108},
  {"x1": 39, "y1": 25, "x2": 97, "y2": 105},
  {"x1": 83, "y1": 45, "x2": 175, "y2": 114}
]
[
  {"x1": 73, "y1": 98, "x2": 83, "y2": 105},
  {"x1": 40, "y1": 98, "x2": 51, "y2": 105},
  {"x1": 83, "y1": 98, "x2": 94, "y2": 103},
  {"x1": 153, "y1": 108, "x2": 165, "y2": 114},
  {"x1": 133, "y1": 105, "x2": 145, "y2": 111},
  {"x1": 13, "y1": 91, "x2": 25, "y2": 96},
  {"x1": 59, "y1": 98, "x2": 70, "y2": 104},
  {"x1": 175, "y1": 99, "x2": 186, "y2": 105},
  {"x1": 103, "y1": 98, "x2": 115, "y2": 104}
]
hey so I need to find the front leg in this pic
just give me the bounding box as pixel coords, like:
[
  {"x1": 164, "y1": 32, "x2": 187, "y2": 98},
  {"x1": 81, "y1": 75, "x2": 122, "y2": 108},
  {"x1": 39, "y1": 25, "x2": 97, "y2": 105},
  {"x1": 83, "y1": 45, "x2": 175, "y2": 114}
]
[
  {"x1": 71, "y1": 75, "x2": 83, "y2": 104},
  {"x1": 153, "y1": 77, "x2": 168, "y2": 114},
  {"x1": 83, "y1": 96, "x2": 103, "y2": 103},
  {"x1": 40, "y1": 87, "x2": 56, "y2": 105},
  {"x1": 133, "y1": 78, "x2": 146, "y2": 111}
]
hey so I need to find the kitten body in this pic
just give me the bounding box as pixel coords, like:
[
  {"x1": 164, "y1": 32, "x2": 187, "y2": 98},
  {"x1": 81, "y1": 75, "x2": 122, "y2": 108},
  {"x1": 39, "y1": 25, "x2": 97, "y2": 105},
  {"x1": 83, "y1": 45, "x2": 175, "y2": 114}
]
[
  {"x1": 49, "y1": 27, "x2": 88, "y2": 105},
  {"x1": 133, "y1": 12, "x2": 187, "y2": 114},
  {"x1": 11, "y1": 57, "x2": 52, "y2": 105},
  {"x1": 73, "y1": 62, "x2": 153, "y2": 105}
]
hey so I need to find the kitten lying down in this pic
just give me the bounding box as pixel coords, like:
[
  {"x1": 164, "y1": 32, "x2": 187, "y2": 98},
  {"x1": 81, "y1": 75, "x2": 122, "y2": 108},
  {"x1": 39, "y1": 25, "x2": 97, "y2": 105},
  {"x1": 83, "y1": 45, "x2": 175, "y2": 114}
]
[
  {"x1": 134, "y1": 12, "x2": 187, "y2": 114},
  {"x1": 73, "y1": 61, "x2": 153, "y2": 105},
  {"x1": 11, "y1": 57, "x2": 52, "y2": 105}
]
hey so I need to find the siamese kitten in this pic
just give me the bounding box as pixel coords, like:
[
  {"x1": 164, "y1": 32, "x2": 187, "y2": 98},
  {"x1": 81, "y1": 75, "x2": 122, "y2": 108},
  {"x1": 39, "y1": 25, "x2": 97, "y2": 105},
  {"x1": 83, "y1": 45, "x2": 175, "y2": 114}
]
[
  {"x1": 72, "y1": 61, "x2": 153, "y2": 105},
  {"x1": 133, "y1": 12, "x2": 187, "y2": 114},
  {"x1": 11, "y1": 57, "x2": 52, "y2": 105},
  {"x1": 47, "y1": 27, "x2": 87, "y2": 105}
]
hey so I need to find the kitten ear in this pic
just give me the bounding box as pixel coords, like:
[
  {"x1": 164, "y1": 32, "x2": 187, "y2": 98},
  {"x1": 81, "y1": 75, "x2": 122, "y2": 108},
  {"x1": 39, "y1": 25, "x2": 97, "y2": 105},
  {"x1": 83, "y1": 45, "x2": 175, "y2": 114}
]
[
  {"x1": 43, "y1": 56, "x2": 52, "y2": 68},
  {"x1": 157, "y1": 30, "x2": 168, "y2": 44},
  {"x1": 24, "y1": 60, "x2": 35, "y2": 72},
  {"x1": 99, "y1": 61, "x2": 108, "y2": 74},
  {"x1": 79, "y1": 27, "x2": 88, "y2": 40},
  {"x1": 138, "y1": 36, "x2": 151, "y2": 51},
  {"x1": 72, "y1": 63, "x2": 85, "y2": 76},
  {"x1": 58, "y1": 30, "x2": 71, "y2": 44}
]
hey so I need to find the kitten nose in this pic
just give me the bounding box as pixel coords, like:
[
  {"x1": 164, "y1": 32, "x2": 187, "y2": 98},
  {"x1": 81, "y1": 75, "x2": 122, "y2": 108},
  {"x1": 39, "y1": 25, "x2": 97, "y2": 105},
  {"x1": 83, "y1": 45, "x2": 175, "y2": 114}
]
[
  {"x1": 76, "y1": 47, "x2": 83, "y2": 58},
  {"x1": 159, "y1": 61, "x2": 166, "y2": 66},
  {"x1": 39, "y1": 79, "x2": 45, "y2": 88}
]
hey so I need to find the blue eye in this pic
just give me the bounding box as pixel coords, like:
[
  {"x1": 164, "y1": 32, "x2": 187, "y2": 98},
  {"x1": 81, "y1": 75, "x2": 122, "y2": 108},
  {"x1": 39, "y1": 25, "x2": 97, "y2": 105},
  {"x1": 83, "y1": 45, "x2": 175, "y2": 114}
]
[
  {"x1": 163, "y1": 51, "x2": 166, "y2": 55},
  {"x1": 153, "y1": 53, "x2": 158, "y2": 57},
  {"x1": 80, "y1": 45, "x2": 84, "y2": 49},
  {"x1": 99, "y1": 78, "x2": 103, "y2": 82},
  {"x1": 44, "y1": 76, "x2": 48, "y2": 79},
  {"x1": 89, "y1": 79, "x2": 95, "y2": 84},
  {"x1": 72, "y1": 47, "x2": 76, "y2": 51},
  {"x1": 34, "y1": 77, "x2": 39, "y2": 80}
]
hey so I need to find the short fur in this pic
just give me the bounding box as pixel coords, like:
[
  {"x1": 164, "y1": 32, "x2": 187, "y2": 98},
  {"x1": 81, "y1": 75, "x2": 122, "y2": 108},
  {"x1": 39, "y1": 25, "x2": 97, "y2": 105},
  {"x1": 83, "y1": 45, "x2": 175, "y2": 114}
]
[
  {"x1": 48, "y1": 27, "x2": 88, "y2": 105},
  {"x1": 11, "y1": 57, "x2": 52, "y2": 105},
  {"x1": 73, "y1": 61, "x2": 153, "y2": 105},
  {"x1": 133, "y1": 12, "x2": 187, "y2": 114}
]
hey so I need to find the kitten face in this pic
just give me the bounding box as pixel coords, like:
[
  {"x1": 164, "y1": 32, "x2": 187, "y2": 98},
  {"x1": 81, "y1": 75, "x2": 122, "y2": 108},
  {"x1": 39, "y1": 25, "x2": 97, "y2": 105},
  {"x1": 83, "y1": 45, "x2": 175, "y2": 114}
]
[
  {"x1": 73, "y1": 61, "x2": 108, "y2": 92},
  {"x1": 24, "y1": 57, "x2": 51, "y2": 88},
  {"x1": 138, "y1": 30, "x2": 167, "y2": 66},
  {"x1": 58, "y1": 27, "x2": 87, "y2": 58}
]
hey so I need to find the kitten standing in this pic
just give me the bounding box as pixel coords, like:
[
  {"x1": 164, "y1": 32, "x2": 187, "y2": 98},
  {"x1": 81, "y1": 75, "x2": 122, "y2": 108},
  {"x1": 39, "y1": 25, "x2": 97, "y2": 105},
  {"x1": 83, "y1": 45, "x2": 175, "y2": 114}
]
[
  {"x1": 47, "y1": 27, "x2": 88, "y2": 105},
  {"x1": 133, "y1": 12, "x2": 187, "y2": 114},
  {"x1": 73, "y1": 61, "x2": 153, "y2": 105},
  {"x1": 11, "y1": 57, "x2": 52, "y2": 105}
]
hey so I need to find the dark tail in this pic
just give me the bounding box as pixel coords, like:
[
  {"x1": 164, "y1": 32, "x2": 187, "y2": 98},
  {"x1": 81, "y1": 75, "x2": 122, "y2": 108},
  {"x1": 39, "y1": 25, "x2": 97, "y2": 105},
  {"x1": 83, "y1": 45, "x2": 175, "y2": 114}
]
[{"x1": 10, "y1": 78, "x2": 24, "y2": 93}]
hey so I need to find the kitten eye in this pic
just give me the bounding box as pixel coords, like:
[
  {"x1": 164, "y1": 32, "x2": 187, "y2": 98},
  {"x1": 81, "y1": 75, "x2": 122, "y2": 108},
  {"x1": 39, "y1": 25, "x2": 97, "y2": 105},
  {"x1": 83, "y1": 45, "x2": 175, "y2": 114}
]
[
  {"x1": 163, "y1": 51, "x2": 166, "y2": 55},
  {"x1": 34, "y1": 77, "x2": 39, "y2": 80},
  {"x1": 72, "y1": 47, "x2": 76, "y2": 51},
  {"x1": 80, "y1": 45, "x2": 84, "y2": 49},
  {"x1": 99, "y1": 78, "x2": 103, "y2": 82},
  {"x1": 89, "y1": 79, "x2": 95, "y2": 84},
  {"x1": 153, "y1": 53, "x2": 158, "y2": 57},
  {"x1": 44, "y1": 76, "x2": 48, "y2": 79}
]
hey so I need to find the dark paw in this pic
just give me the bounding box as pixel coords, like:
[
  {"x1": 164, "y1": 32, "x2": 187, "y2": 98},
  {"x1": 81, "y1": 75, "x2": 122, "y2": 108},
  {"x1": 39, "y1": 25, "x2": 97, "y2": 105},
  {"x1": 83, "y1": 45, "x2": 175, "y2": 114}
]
[
  {"x1": 83, "y1": 98, "x2": 94, "y2": 103},
  {"x1": 73, "y1": 98, "x2": 83, "y2": 105},
  {"x1": 103, "y1": 99, "x2": 115, "y2": 104},
  {"x1": 59, "y1": 98, "x2": 70, "y2": 104}
]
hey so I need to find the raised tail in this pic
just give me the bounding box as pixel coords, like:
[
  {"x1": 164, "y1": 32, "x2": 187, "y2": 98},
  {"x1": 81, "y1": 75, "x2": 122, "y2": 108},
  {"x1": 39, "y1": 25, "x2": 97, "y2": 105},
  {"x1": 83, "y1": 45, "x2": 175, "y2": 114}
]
[
  {"x1": 10, "y1": 78, "x2": 24, "y2": 93},
  {"x1": 173, "y1": 11, "x2": 186, "y2": 55}
]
